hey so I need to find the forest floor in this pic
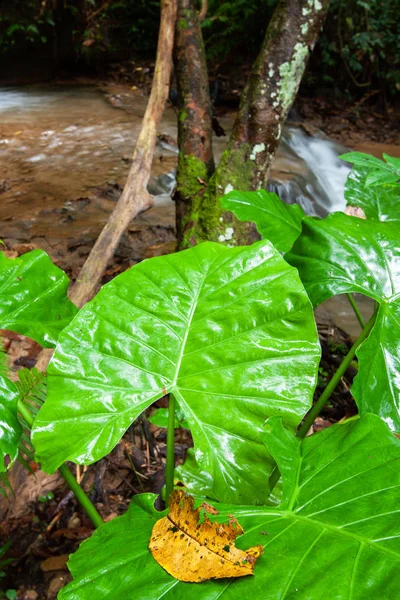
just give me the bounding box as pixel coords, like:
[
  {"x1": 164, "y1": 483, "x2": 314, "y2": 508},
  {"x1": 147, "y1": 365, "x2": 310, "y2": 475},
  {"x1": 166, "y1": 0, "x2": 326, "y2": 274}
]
[
  {"x1": 0, "y1": 322, "x2": 357, "y2": 600},
  {"x1": 0, "y1": 67, "x2": 399, "y2": 598}
]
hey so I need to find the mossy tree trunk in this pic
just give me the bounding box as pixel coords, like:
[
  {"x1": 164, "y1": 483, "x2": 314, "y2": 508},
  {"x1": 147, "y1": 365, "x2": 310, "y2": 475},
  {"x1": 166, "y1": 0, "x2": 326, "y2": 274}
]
[
  {"x1": 173, "y1": 0, "x2": 215, "y2": 244},
  {"x1": 174, "y1": 0, "x2": 330, "y2": 248}
]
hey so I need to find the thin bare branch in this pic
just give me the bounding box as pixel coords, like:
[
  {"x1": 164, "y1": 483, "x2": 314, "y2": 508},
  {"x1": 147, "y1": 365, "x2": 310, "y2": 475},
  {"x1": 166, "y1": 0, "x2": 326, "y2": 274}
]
[{"x1": 69, "y1": 0, "x2": 177, "y2": 309}]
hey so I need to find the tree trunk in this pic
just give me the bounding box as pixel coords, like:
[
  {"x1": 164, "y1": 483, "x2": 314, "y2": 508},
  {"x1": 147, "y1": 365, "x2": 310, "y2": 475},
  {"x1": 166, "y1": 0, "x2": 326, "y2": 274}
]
[
  {"x1": 175, "y1": 0, "x2": 330, "y2": 248},
  {"x1": 173, "y1": 0, "x2": 215, "y2": 245}
]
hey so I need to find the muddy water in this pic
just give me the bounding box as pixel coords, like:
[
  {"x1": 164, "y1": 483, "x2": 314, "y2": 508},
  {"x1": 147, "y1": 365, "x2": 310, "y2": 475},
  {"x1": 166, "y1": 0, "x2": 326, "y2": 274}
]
[
  {"x1": 0, "y1": 83, "x2": 378, "y2": 333},
  {"x1": 0, "y1": 84, "x2": 179, "y2": 268}
]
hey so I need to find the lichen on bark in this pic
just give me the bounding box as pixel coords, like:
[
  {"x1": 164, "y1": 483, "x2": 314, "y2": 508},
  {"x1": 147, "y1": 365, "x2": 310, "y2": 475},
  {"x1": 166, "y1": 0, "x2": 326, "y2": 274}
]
[
  {"x1": 277, "y1": 42, "x2": 310, "y2": 113},
  {"x1": 174, "y1": 0, "x2": 330, "y2": 248},
  {"x1": 179, "y1": 147, "x2": 260, "y2": 247}
]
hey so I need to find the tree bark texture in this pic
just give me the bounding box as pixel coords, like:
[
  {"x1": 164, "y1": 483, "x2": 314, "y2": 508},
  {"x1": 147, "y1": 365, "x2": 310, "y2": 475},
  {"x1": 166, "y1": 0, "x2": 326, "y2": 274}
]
[
  {"x1": 221, "y1": 0, "x2": 331, "y2": 188},
  {"x1": 175, "y1": 0, "x2": 330, "y2": 248},
  {"x1": 70, "y1": 0, "x2": 177, "y2": 309},
  {"x1": 174, "y1": 0, "x2": 215, "y2": 244}
]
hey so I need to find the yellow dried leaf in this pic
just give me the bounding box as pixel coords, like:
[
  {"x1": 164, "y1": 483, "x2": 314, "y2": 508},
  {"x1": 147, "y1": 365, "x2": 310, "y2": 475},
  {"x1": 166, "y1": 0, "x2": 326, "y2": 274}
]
[{"x1": 149, "y1": 490, "x2": 263, "y2": 583}]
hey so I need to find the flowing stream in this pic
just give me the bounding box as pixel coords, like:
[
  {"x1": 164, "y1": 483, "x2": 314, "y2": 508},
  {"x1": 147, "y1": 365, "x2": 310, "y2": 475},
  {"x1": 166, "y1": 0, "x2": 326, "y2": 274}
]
[
  {"x1": 269, "y1": 127, "x2": 350, "y2": 216},
  {"x1": 0, "y1": 83, "x2": 350, "y2": 214},
  {"x1": 0, "y1": 83, "x2": 378, "y2": 333}
]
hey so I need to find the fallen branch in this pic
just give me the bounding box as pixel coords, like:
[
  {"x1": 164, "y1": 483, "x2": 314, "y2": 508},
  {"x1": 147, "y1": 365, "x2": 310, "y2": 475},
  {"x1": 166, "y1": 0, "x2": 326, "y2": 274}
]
[
  {"x1": 70, "y1": 0, "x2": 177, "y2": 309},
  {"x1": 5, "y1": 0, "x2": 178, "y2": 521},
  {"x1": 35, "y1": 0, "x2": 176, "y2": 371}
]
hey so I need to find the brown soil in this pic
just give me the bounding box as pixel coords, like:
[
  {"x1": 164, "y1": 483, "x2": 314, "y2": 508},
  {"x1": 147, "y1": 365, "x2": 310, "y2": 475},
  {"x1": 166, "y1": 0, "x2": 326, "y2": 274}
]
[{"x1": 295, "y1": 94, "x2": 400, "y2": 151}]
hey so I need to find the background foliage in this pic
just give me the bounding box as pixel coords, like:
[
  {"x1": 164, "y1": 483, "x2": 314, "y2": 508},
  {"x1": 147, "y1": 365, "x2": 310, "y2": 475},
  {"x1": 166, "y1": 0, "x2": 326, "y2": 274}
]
[
  {"x1": 316, "y1": 0, "x2": 400, "y2": 94},
  {"x1": 0, "y1": 0, "x2": 399, "y2": 96}
]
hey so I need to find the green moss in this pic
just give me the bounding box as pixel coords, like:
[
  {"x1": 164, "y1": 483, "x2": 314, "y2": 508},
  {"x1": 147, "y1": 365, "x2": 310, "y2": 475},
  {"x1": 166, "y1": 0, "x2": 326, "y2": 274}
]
[
  {"x1": 211, "y1": 144, "x2": 254, "y2": 195},
  {"x1": 179, "y1": 109, "x2": 188, "y2": 123},
  {"x1": 177, "y1": 147, "x2": 258, "y2": 248},
  {"x1": 178, "y1": 18, "x2": 188, "y2": 30},
  {"x1": 196, "y1": 145, "x2": 257, "y2": 245},
  {"x1": 176, "y1": 154, "x2": 209, "y2": 248},
  {"x1": 176, "y1": 154, "x2": 208, "y2": 200},
  {"x1": 201, "y1": 146, "x2": 253, "y2": 231}
]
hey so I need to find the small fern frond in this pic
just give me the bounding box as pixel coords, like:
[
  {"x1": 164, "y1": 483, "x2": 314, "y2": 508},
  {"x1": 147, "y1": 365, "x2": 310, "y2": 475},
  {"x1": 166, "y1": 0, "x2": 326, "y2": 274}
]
[
  {"x1": 0, "y1": 342, "x2": 47, "y2": 496},
  {"x1": 16, "y1": 368, "x2": 47, "y2": 458},
  {"x1": 16, "y1": 368, "x2": 46, "y2": 417}
]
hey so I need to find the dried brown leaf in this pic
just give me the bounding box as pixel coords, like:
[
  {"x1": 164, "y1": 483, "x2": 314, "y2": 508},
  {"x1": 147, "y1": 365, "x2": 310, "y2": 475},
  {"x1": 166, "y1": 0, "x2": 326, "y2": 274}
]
[{"x1": 149, "y1": 490, "x2": 263, "y2": 582}]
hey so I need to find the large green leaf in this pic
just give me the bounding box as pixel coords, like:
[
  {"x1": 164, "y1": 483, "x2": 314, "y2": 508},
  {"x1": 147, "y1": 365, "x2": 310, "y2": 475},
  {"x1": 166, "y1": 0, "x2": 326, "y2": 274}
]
[
  {"x1": 33, "y1": 241, "x2": 320, "y2": 504},
  {"x1": 0, "y1": 347, "x2": 21, "y2": 472},
  {"x1": 286, "y1": 213, "x2": 400, "y2": 430},
  {"x1": 344, "y1": 164, "x2": 400, "y2": 222},
  {"x1": 351, "y1": 302, "x2": 400, "y2": 432},
  {"x1": 286, "y1": 213, "x2": 400, "y2": 306},
  {"x1": 0, "y1": 249, "x2": 77, "y2": 347},
  {"x1": 341, "y1": 151, "x2": 400, "y2": 187},
  {"x1": 221, "y1": 190, "x2": 305, "y2": 252},
  {"x1": 60, "y1": 414, "x2": 400, "y2": 599}
]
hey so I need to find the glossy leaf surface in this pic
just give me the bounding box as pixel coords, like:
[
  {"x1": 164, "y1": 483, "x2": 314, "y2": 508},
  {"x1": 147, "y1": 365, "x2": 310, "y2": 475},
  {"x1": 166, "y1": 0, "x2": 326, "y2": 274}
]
[
  {"x1": 60, "y1": 415, "x2": 400, "y2": 599},
  {"x1": 0, "y1": 249, "x2": 77, "y2": 347},
  {"x1": 33, "y1": 241, "x2": 320, "y2": 504},
  {"x1": 286, "y1": 213, "x2": 400, "y2": 430},
  {"x1": 351, "y1": 302, "x2": 400, "y2": 432},
  {"x1": 341, "y1": 151, "x2": 400, "y2": 187},
  {"x1": 221, "y1": 190, "x2": 305, "y2": 252},
  {"x1": 344, "y1": 164, "x2": 400, "y2": 222},
  {"x1": 0, "y1": 349, "x2": 21, "y2": 472}
]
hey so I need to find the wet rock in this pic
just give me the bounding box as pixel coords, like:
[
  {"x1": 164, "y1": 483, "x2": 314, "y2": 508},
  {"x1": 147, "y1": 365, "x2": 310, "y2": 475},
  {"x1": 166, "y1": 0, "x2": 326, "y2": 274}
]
[
  {"x1": 147, "y1": 171, "x2": 176, "y2": 196},
  {"x1": 345, "y1": 205, "x2": 366, "y2": 219},
  {"x1": 46, "y1": 574, "x2": 69, "y2": 599},
  {"x1": 22, "y1": 590, "x2": 38, "y2": 600},
  {"x1": 0, "y1": 179, "x2": 10, "y2": 194},
  {"x1": 67, "y1": 514, "x2": 82, "y2": 529},
  {"x1": 145, "y1": 241, "x2": 176, "y2": 258}
]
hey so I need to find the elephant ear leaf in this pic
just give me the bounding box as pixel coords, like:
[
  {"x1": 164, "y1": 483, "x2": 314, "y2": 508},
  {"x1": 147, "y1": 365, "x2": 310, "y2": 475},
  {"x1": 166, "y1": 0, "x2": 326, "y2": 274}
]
[
  {"x1": 341, "y1": 152, "x2": 400, "y2": 222},
  {"x1": 59, "y1": 414, "x2": 400, "y2": 600},
  {"x1": 221, "y1": 190, "x2": 305, "y2": 252},
  {"x1": 0, "y1": 249, "x2": 77, "y2": 347},
  {"x1": 0, "y1": 344, "x2": 20, "y2": 473},
  {"x1": 341, "y1": 151, "x2": 400, "y2": 187},
  {"x1": 33, "y1": 240, "x2": 320, "y2": 505},
  {"x1": 286, "y1": 212, "x2": 400, "y2": 431}
]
